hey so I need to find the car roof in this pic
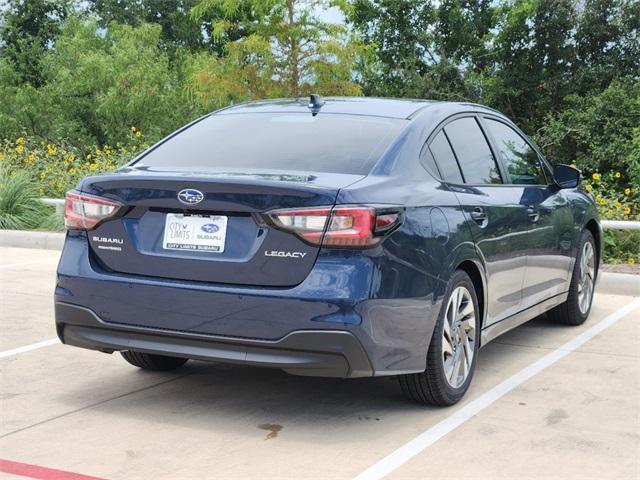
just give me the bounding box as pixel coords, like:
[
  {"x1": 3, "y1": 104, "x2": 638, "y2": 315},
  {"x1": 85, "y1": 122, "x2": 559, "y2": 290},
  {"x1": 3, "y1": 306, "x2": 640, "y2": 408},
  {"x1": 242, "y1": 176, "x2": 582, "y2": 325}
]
[{"x1": 217, "y1": 97, "x2": 441, "y2": 119}]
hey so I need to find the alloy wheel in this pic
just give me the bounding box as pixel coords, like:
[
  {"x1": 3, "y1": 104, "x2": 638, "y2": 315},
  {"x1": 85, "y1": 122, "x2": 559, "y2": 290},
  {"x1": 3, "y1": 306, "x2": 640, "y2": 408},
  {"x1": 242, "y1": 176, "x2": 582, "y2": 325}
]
[
  {"x1": 578, "y1": 241, "x2": 596, "y2": 314},
  {"x1": 442, "y1": 286, "x2": 476, "y2": 388}
]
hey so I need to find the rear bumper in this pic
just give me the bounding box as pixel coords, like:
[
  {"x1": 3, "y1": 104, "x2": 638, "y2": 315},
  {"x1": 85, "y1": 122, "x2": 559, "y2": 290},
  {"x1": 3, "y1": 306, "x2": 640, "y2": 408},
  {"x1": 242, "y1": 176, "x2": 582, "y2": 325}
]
[
  {"x1": 56, "y1": 302, "x2": 374, "y2": 378},
  {"x1": 55, "y1": 232, "x2": 443, "y2": 376}
]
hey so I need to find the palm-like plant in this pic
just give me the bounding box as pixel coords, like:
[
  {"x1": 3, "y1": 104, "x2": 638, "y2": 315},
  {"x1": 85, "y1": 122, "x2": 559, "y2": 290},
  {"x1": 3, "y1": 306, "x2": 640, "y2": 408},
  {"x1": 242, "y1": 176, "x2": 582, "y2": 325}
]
[{"x1": 0, "y1": 166, "x2": 53, "y2": 230}]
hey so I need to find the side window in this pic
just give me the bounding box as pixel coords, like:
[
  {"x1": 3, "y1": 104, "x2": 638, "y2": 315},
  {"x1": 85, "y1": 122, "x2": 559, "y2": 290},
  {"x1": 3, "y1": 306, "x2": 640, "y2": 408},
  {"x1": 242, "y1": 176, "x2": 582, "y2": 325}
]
[
  {"x1": 444, "y1": 117, "x2": 502, "y2": 184},
  {"x1": 427, "y1": 131, "x2": 464, "y2": 183},
  {"x1": 485, "y1": 119, "x2": 546, "y2": 185}
]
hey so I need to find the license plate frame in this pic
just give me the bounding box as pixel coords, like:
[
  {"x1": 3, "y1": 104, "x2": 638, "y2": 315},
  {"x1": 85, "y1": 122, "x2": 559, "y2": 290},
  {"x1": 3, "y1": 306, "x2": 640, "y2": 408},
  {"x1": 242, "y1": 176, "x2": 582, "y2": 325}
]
[{"x1": 162, "y1": 213, "x2": 228, "y2": 253}]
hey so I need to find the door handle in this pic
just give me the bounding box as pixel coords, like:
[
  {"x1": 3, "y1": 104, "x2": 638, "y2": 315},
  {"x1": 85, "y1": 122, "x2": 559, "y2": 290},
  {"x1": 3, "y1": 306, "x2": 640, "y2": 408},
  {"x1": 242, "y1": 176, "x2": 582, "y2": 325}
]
[
  {"x1": 526, "y1": 206, "x2": 540, "y2": 223},
  {"x1": 470, "y1": 207, "x2": 488, "y2": 228}
]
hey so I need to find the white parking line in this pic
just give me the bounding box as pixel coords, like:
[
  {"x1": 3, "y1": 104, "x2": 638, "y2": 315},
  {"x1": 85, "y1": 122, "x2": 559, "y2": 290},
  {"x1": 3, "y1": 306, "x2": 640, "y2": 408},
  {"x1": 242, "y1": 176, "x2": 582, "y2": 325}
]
[
  {"x1": 353, "y1": 298, "x2": 640, "y2": 480},
  {"x1": 0, "y1": 338, "x2": 60, "y2": 359}
]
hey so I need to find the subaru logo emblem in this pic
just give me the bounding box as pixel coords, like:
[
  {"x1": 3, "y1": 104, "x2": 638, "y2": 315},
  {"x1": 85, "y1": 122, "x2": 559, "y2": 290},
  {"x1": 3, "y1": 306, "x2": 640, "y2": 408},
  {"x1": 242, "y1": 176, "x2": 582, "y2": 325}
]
[
  {"x1": 201, "y1": 223, "x2": 219, "y2": 233},
  {"x1": 177, "y1": 188, "x2": 204, "y2": 205}
]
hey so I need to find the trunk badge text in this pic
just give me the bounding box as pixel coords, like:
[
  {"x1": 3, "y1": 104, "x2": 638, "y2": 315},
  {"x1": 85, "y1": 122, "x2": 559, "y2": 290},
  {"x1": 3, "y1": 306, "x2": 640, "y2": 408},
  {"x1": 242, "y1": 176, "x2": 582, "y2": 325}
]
[
  {"x1": 177, "y1": 188, "x2": 204, "y2": 205},
  {"x1": 92, "y1": 236, "x2": 124, "y2": 252},
  {"x1": 264, "y1": 250, "x2": 308, "y2": 259}
]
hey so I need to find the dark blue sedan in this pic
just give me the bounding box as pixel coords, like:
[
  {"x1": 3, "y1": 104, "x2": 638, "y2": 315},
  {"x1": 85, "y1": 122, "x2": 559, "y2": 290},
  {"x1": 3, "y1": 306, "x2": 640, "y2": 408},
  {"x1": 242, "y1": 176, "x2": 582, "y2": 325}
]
[{"x1": 55, "y1": 96, "x2": 600, "y2": 405}]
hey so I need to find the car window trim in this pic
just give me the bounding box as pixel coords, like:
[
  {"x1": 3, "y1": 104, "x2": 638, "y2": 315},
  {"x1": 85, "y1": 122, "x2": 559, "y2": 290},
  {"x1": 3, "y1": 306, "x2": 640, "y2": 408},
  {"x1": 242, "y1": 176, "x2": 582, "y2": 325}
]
[
  {"x1": 480, "y1": 114, "x2": 552, "y2": 186},
  {"x1": 428, "y1": 113, "x2": 506, "y2": 187}
]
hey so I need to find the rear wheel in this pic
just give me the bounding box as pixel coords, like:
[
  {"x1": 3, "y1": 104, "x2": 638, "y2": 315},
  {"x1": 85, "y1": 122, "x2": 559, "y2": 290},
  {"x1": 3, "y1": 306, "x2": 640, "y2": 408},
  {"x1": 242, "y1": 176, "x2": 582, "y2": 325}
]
[
  {"x1": 399, "y1": 270, "x2": 480, "y2": 406},
  {"x1": 120, "y1": 351, "x2": 188, "y2": 371},
  {"x1": 547, "y1": 229, "x2": 597, "y2": 326}
]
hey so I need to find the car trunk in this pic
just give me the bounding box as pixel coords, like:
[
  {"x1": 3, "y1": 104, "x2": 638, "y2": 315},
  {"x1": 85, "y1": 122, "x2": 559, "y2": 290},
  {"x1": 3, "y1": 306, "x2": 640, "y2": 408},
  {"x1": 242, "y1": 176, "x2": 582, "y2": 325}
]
[{"x1": 81, "y1": 168, "x2": 362, "y2": 287}]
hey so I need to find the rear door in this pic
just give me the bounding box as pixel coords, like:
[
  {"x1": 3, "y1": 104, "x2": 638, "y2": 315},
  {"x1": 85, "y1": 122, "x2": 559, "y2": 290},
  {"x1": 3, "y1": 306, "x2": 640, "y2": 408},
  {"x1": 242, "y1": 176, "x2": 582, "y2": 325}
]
[
  {"x1": 429, "y1": 116, "x2": 531, "y2": 325},
  {"x1": 482, "y1": 116, "x2": 574, "y2": 308}
]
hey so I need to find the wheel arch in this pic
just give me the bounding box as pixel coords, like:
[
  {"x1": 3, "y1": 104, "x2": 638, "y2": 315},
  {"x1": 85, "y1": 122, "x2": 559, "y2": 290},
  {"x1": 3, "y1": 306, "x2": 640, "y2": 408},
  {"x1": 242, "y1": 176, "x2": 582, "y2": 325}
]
[{"x1": 456, "y1": 259, "x2": 486, "y2": 335}]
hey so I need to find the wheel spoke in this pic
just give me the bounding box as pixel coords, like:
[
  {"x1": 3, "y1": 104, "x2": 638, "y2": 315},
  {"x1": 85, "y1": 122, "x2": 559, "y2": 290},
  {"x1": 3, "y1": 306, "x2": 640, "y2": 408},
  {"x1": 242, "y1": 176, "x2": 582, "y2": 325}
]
[{"x1": 442, "y1": 285, "x2": 477, "y2": 389}]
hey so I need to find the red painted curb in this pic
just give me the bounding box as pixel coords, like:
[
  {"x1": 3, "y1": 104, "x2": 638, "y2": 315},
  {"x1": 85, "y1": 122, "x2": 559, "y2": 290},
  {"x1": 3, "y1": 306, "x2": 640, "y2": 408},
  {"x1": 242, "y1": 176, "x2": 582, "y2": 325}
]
[{"x1": 0, "y1": 459, "x2": 106, "y2": 480}]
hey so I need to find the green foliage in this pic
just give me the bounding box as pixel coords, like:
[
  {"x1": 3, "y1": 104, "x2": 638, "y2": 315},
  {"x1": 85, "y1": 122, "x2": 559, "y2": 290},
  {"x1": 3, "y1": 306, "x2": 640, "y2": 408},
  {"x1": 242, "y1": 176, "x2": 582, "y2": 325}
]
[
  {"x1": 0, "y1": 0, "x2": 69, "y2": 86},
  {"x1": 536, "y1": 81, "x2": 640, "y2": 189},
  {"x1": 0, "y1": 0, "x2": 637, "y2": 261},
  {"x1": 0, "y1": 165, "x2": 50, "y2": 230},
  {"x1": 190, "y1": 0, "x2": 367, "y2": 100},
  {"x1": 1, "y1": 135, "x2": 147, "y2": 198},
  {"x1": 603, "y1": 230, "x2": 640, "y2": 265}
]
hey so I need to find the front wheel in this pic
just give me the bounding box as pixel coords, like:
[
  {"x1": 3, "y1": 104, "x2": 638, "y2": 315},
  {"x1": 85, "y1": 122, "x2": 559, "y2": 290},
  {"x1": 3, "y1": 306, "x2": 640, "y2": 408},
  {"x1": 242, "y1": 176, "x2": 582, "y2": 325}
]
[
  {"x1": 399, "y1": 270, "x2": 480, "y2": 406},
  {"x1": 547, "y1": 229, "x2": 597, "y2": 326}
]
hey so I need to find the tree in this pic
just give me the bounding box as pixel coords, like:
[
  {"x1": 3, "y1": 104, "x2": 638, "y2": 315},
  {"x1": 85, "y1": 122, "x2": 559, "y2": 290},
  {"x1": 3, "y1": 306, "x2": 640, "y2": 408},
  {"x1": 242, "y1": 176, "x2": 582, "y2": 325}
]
[
  {"x1": 574, "y1": 0, "x2": 640, "y2": 94},
  {"x1": 347, "y1": 0, "x2": 496, "y2": 100},
  {"x1": 484, "y1": 0, "x2": 577, "y2": 132},
  {"x1": 189, "y1": 0, "x2": 366, "y2": 102},
  {"x1": 0, "y1": 0, "x2": 69, "y2": 86}
]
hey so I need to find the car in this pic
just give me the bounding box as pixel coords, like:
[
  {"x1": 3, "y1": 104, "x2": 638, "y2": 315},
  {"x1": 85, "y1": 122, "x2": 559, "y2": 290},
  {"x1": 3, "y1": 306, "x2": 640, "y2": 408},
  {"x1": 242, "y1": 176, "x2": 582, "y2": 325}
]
[{"x1": 55, "y1": 96, "x2": 601, "y2": 406}]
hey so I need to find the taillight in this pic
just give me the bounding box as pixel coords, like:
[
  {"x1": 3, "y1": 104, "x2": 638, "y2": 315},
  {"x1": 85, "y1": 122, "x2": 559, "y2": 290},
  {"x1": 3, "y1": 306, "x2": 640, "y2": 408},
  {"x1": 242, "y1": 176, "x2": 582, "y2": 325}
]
[
  {"x1": 64, "y1": 190, "x2": 122, "y2": 230},
  {"x1": 267, "y1": 206, "x2": 401, "y2": 247}
]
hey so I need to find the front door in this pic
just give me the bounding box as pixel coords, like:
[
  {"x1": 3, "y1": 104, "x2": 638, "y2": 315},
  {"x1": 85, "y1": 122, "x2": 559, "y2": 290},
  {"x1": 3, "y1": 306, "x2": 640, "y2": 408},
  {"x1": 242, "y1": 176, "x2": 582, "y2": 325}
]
[{"x1": 481, "y1": 116, "x2": 574, "y2": 309}]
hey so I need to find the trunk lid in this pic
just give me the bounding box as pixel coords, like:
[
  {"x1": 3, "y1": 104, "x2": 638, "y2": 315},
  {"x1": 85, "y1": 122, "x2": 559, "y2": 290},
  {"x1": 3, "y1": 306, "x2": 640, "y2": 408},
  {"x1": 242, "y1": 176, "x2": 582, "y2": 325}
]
[{"x1": 81, "y1": 168, "x2": 362, "y2": 287}]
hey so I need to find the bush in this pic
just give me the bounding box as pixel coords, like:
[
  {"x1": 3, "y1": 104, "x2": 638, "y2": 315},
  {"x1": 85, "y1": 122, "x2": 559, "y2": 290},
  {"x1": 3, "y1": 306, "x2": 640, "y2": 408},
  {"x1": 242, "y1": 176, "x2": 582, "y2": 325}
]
[
  {"x1": 0, "y1": 165, "x2": 58, "y2": 230},
  {"x1": 0, "y1": 133, "x2": 146, "y2": 197}
]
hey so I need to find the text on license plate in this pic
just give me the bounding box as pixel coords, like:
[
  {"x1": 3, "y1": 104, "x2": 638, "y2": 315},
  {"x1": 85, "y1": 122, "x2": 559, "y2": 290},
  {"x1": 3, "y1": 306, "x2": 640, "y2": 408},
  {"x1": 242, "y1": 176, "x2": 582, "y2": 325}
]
[{"x1": 162, "y1": 214, "x2": 227, "y2": 253}]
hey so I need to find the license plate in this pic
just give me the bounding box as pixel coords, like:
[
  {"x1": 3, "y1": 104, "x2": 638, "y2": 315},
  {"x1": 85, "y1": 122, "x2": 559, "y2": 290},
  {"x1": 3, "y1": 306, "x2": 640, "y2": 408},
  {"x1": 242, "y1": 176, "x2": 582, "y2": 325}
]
[{"x1": 162, "y1": 214, "x2": 228, "y2": 253}]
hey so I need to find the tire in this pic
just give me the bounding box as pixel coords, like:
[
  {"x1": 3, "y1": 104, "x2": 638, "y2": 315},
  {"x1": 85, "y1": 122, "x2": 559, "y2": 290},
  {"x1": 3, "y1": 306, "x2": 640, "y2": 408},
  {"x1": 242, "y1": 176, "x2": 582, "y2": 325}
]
[
  {"x1": 547, "y1": 229, "x2": 597, "y2": 326},
  {"x1": 399, "y1": 270, "x2": 481, "y2": 406},
  {"x1": 120, "y1": 351, "x2": 188, "y2": 371}
]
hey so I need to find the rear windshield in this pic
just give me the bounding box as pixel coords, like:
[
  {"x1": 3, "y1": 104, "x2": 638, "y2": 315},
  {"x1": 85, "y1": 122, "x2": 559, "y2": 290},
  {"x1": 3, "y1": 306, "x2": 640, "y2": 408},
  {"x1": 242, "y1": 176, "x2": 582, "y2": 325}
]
[{"x1": 135, "y1": 113, "x2": 406, "y2": 175}]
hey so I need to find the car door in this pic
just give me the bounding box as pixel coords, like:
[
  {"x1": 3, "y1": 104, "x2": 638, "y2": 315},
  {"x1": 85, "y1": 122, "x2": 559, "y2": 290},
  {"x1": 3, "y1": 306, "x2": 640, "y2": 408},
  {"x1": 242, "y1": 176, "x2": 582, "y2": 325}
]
[
  {"x1": 428, "y1": 115, "x2": 532, "y2": 325},
  {"x1": 482, "y1": 116, "x2": 574, "y2": 309}
]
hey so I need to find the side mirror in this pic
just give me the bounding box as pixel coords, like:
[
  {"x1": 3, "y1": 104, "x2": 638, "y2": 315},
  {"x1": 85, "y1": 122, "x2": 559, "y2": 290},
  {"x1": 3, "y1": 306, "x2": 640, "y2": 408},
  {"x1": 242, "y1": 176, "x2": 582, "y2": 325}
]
[{"x1": 552, "y1": 164, "x2": 580, "y2": 189}]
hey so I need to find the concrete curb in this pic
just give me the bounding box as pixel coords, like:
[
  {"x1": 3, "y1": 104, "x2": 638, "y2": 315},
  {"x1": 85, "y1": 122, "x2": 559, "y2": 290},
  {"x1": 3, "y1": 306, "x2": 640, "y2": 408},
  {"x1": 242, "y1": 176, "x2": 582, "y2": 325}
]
[
  {"x1": 0, "y1": 229, "x2": 65, "y2": 251},
  {"x1": 0, "y1": 229, "x2": 637, "y2": 296},
  {"x1": 597, "y1": 272, "x2": 640, "y2": 297}
]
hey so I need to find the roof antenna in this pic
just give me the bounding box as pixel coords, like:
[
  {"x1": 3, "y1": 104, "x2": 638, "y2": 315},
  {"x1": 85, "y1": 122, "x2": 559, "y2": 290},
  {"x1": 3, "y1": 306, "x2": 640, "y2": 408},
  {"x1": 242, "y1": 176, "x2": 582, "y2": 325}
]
[{"x1": 308, "y1": 94, "x2": 325, "y2": 116}]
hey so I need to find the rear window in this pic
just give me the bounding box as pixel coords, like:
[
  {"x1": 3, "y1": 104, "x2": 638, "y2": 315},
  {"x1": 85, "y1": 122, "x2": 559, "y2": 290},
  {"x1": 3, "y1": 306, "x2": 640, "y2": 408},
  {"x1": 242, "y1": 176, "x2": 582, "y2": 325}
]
[{"x1": 136, "y1": 113, "x2": 406, "y2": 175}]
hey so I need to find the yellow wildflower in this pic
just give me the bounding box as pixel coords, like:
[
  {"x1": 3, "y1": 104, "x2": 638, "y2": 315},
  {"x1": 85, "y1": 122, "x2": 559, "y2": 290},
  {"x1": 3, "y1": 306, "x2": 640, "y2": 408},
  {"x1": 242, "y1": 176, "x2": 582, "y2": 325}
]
[
  {"x1": 67, "y1": 155, "x2": 75, "y2": 163},
  {"x1": 614, "y1": 201, "x2": 622, "y2": 209},
  {"x1": 614, "y1": 172, "x2": 621, "y2": 178},
  {"x1": 625, "y1": 188, "x2": 631, "y2": 195},
  {"x1": 135, "y1": 130, "x2": 142, "y2": 138},
  {"x1": 27, "y1": 154, "x2": 35, "y2": 163},
  {"x1": 585, "y1": 184, "x2": 593, "y2": 192},
  {"x1": 598, "y1": 199, "x2": 606, "y2": 206},
  {"x1": 69, "y1": 168, "x2": 76, "y2": 174},
  {"x1": 592, "y1": 172, "x2": 601, "y2": 181},
  {"x1": 86, "y1": 154, "x2": 92, "y2": 160},
  {"x1": 624, "y1": 207, "x2": 631, "y2": 215},
  {"x1": 16, "y1": 137, "x2": 25, "y2": 145},
  {"x1": 15, "y1": 145, "x2": 24, "y2": 153},
  {"x1": 629, "y1": 258, "x2": 636, "y2": 265},
  {"x1": 131, "y1": 126, "x2": 137, "y2": 132},
  {"x1": 89, "y1": 163, "x2": 98, "y2": 171},
  {"x1": 47, "y1": 144, "x2": 56, "y2": 155}
]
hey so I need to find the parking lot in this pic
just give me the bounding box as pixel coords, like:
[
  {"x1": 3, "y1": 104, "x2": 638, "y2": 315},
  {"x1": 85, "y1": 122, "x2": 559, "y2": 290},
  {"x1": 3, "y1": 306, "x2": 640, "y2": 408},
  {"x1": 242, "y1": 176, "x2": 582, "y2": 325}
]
[{"x1": 0, "y1": 246, "x2": 638, "y2": 480}]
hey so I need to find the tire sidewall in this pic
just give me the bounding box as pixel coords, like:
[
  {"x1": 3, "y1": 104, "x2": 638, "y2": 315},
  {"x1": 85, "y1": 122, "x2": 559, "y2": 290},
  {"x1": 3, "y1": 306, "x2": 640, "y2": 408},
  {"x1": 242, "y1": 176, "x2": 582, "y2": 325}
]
[{"x1": 428, "y1": 270, "x2": 481, "y2": 401}]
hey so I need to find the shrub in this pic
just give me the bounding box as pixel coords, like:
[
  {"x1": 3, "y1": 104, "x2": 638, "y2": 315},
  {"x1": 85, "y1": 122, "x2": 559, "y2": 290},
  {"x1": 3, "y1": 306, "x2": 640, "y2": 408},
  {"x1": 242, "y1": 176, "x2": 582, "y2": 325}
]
[
  {"x1": 0, "y1": 133, "x2": 146, "y2": 197},
  {"x1": 0, "y1": 165, "x2": 54, "y2": 230}
]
